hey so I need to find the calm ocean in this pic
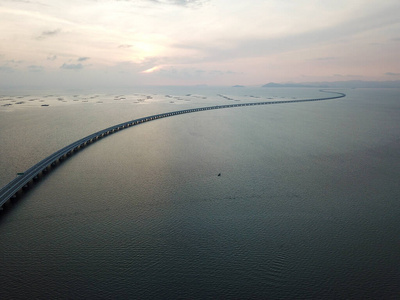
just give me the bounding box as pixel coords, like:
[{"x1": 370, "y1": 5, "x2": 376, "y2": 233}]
[{"x1": 1, "y1": 87, "x2": 399, "y2": 299}]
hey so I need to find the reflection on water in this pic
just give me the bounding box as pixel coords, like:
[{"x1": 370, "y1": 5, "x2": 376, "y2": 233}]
[{"x1": 0, "y1": 87, "x2": 399, "y2": 299}]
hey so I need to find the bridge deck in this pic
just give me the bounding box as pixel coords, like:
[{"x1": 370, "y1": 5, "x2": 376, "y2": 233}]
[{"x1": 0, "y1": 91, "x2": 345, "y2": 209}]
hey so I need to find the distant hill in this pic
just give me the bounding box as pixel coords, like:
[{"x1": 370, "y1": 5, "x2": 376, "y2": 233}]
[
  {"x1": 232, "y1": 85, "x2": 245, "y2": 88},
  {"x1": 262, "y1": 81, "x2": 400, "y2": 88}
]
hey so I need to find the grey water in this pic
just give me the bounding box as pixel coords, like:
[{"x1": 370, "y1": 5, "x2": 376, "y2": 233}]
[{"x1": 0, "y1": 87, "x2": 399, "y2": 299}]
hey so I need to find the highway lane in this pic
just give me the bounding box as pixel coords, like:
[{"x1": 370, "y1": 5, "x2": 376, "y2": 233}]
[{"x1": 0, "y1": 90, "x2": 345, "y2": 209}]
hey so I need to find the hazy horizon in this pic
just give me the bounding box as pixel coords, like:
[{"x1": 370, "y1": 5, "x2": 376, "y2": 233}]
[{"x1": 1, "y1": 0, "x2": 400, "y2": 89}]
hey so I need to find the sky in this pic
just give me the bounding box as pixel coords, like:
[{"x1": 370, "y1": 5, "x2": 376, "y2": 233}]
[{"x1": 1, "y1": 0, "x2": 400, "y2": 88}]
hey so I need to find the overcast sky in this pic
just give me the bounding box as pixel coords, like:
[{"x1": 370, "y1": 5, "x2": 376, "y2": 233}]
[{"x1": 1, "y1": 0, "x2": 400, "y2": 88}]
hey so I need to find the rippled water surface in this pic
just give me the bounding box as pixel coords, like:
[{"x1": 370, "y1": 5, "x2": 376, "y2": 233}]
[{"x1": 1, "y1": 87, "x2": 399, "y2": 299}]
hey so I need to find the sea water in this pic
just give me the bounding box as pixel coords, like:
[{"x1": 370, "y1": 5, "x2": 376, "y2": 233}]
[{"x1": 0, "y1": 87, "x2": 399, "y2": 298}]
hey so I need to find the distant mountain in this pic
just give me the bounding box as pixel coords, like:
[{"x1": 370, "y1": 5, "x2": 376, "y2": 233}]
[
  {"x1": 262, "y1": 81, "x2": 400, "y2": 88},
  {"x1": 232, "y1": 85, "x2": 245, "y2": 88}
]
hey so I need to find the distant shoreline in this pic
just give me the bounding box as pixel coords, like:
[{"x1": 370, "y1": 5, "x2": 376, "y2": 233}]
[{"x1": 261, "y1": 80, "x2": 400, "y2": 89}]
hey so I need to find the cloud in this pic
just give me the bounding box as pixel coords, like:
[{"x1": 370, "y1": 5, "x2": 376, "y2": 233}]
[
  {"x1": 173, "y1": 3, "x2": 400, "y2": 64},
  {"x1": 209, "y1": 70, "x2": 236, "y2": 76},
  {"x1": 7, "y1": 59, "x2": 23, "y2": 65},
  {"x1": 0, "y1": 59, "x2": 24, "y2": 73},
  {"x1": 8, "y1": 0, "x2": 33, "y2": 3},
  {"x1": 37, "y1": 29, "x2": 61, "y2": 40},
  {"x1": 333, "y1": 74, "x2": 363, "y2": 78},
  {"x1": 155, "y1": 66, "x2": 237, "y2": 79},
  {"x1": 313, "y1": 57, "x2": 337, "y2": 61},
  {"x1": 118, "y1": 0, "x2": 208, "y2": 7},
  {"x1": 2, "y1": 0, "x2": 400, "y2": 86},
  {"x1": 0, "y1": 65, "x2": 14, "y2": 72},
  {"x1": 159, "y1": 0, "x2": 208, "y2": 6},
  {"x1": 385, "y1": 72, "x2": 400, "y2": 76},
  {"x1": 60, "y1": 63, "x2": 83, "y2": 70},
  {"x1": 47, "y1": 55, "x2": 57, "y2": 61},
  {"x1": 305, "y1": 57, "x2": 338, "y2": 62},
  {"x1": 28, "y1": 65, "x2": 44, "y2": 72},
  {"x1": 142, "y1": 66, "x2": 161, "y2": 73}
]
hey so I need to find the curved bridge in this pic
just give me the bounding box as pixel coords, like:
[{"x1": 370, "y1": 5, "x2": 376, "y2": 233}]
[{"x1": 0, "y1": 90, "x2": 345, "y2": 209}]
